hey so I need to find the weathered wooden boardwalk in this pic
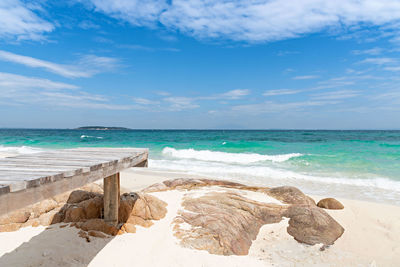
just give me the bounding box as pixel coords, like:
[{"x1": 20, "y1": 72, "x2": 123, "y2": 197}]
[{"x1": 0, "y1": 147, "x2": 148, "y2": 225}]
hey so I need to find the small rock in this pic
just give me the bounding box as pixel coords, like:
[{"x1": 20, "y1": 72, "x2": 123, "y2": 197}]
[
  {"x1": 284, "y1": 205, "x2": 345, "y2": 245},
  {"x1": 317, "y1": 198, "x2": 344, "y2": 210},
  {"x1": 31, "y1": 199, "x2": 58, "y2": 218},
  {"x1": 67, "y1": 190, "x2": 95, "y2": 204},
  {"x1": 64, "y1": 206, "x2": 85, "y2": 222},
  {"x1": 0, "y1": 210, "x2": 31, "y2": 225}
]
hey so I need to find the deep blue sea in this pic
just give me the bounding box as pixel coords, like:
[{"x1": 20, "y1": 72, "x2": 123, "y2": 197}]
[{"x1": 1, "y1": 129, "x2": 399, "y2": 204}]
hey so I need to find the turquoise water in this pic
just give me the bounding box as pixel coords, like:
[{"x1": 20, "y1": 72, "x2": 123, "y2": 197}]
[{"x1": 1, "y1": 129, "x2": 400, "y2": 203}]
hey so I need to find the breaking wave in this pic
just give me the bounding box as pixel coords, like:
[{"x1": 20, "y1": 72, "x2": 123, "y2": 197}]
[{"x1": 162, "y1": 147, "x2": 302, "y2": 164}]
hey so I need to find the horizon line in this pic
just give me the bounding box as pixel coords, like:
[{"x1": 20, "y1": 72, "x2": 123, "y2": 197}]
[{"x1": 1, "y1": 128, "x2": 400, "y2": 131}]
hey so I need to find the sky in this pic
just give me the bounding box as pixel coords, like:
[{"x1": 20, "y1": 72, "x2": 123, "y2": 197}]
[{"x1": 1, "y1": 0, "x2": 400, "y2": 129}]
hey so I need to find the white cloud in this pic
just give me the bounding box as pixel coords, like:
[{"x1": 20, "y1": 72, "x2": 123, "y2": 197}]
[
  {"x1": 0, "y1": 72, "x2": 131, "y2": 110},
  {"x1": 87, "y1": 0, "x2": 168, "y2": 27},
  {"x1": 360, "y1": 57, "x2": 397, "y2": 65},
  {"x1": 0, "y1": 50, "x2": 119, "y2": 78},
  {"x1": 352, "y1": 47, "x2": 383, "y2": 55},
  {"x1": 217, "y1": 89, "x2": 250, "y2": 100},
  {"x1": 81, "y1": 0, "x2": 400, "y2": 43},
  {"x1": 311, "y1": 90, "x2": 360, "y2": 100},
  {"x1": 292, "y1": 75, "x2": 319, "y2": 80},
  {"x1": 0, "y1": 72, "x2": 78, "y2": 90},
  {"x1": 163, "y1": 96, "x2": 200, "y2": 111},
  {"x1": 263, "y1": 89, "x2": 302, "y2": 96},
  {"x1": 160, "y1": 89, "x2": 250, "y2": 110},
  {"x1": 133, "y1": 97, "x2": 160, "y2": 105},
  {"x1": 0, "y1": 0, "x2": 53, "y2": 41},
  {"x1": 384, "y1": 66, "x2": 400, "y2": 71},
  {"x1": 232, "y1": 100, "x2": 339, "y2": 114}
]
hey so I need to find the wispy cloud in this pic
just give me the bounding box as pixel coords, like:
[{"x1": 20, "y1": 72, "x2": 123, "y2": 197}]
[
  {"x1": 80, "y1": 0, "x2": 400, "y2": 43},
  {"x1": 292, "y1": 75, "x2": 319, "y2": 80},
  {"x1": 216, "y1": 89, "x2": 250, "y2": 100},
  {"x1": 0, "y1": 50, "x2": 119, "y2": 78},
  {"x1": 263, "y1": 89, "x2": 302, "y2": 96},
  {"x1": 384, "y1": 66, "x2": 400, "y2": 71},
  {"x1": 0, "y1": 72, "x2": 78, "y2": 90},
  {"x1": 352, "y1": 47, "x2": 383, "y2": 55},
  {"x1": 163, "y1": 97, "x2": 200, "y2": 111},
  {"x1": 231, "y1": 100, "x2": 339, "y2": 114},
  {"x1": 0, "y1": 0, "x2": 54, "y2": 41},
  {"x1": 359, "y1": 57, "x2": 397, "y2": 65},
  {"x1": 78, "y1": 20, "x2": 100, "y2": 30},
  {"x1": 132, "y1": 89, "x2": 251, "y2": 111},
  {"x1": 133, "y1": 97, "x2": 160, "y2": 105},
  {"x1": 0, "y1": 72, "x2": 131, "y2": 110},
  {"x1": 311, "y1": 90, "x2": 360, "y2": 100}
]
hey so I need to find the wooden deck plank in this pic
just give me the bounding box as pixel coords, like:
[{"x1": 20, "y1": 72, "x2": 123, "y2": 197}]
[
  {"x1": 0, "y1": 166, "x2": 87, "y2": 172},
  {"x1": 5, "y1": 149, "x2": 143, "y2": 158},
  {"x1": 0, "y1": 164, "x2": 91, "y2": 172},
  {"x1": 0, "y1": 170, "x2": 78, "y2": 179},
  {"x1": 8, "y1": 154, "x2": 127, "y2": 161},
  {"x1": 0, "y1": 147, "x2": 148, "y2": 216},
  {"x1": 0, "y1": 158, "x2": 110, "y2": 166},
  {"x1": 0, "y1": 150, "x2": 148, "y2": 185}
]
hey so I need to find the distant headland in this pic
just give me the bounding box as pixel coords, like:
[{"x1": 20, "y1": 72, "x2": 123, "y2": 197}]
[{"x1": 75, "y1": 126, "x2": 131, "y2": 130}]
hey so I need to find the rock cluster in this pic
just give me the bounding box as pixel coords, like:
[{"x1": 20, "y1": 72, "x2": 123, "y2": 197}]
[
  {"x1": 0, "y1": 184, "x2": 103, "y2": 232},
  {"x1": 145, "y1": 178, "x2": 345, "y2": 256},
  {"x1": 0, "y1": 183, "x2": 167, "y2": 237},
  {"x1": 0, "y1": 177, "x2": 345, "y2": 256}
]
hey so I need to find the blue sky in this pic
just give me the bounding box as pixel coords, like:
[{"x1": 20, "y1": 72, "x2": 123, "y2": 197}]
[{"x1": 1, "y1": 0, "x2": 400, "y2": 129}]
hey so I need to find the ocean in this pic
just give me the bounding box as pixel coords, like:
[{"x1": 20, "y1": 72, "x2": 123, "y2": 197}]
[{"x1": 1, "y1": 129, "x2": 399, "y2": 204}]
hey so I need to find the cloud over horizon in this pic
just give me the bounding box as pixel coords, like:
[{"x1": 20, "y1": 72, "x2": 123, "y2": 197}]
[{"x1": 0, "y1": 50, "x2": 119, "y2": 78}]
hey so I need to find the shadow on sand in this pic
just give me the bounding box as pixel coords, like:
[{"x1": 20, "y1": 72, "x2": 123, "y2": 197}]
[
  {"x1": 0, "y1": 191, "x2": 139, "y2": 266},
  {"x1": 0, "y1": 224, "x2": 116, "y2": 266}
]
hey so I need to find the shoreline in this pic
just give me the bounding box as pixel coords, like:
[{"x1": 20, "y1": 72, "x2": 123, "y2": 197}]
[
  {"x1": 1, "y1": 150, "x2": 399, "y2": 206},
  {"x1": 124, "y1": 167, "x2": 400, "y2": 207}
]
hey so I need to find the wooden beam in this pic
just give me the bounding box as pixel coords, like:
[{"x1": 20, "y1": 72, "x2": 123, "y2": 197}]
[
  {"x1": 0, "y1": 148, "x2": 148, "y2": 216},
  {"x1": 103, "y1": 173, "x2": 120, "y2": 226}
]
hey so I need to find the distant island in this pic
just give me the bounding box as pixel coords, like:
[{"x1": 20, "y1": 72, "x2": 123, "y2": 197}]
[{"x1": 75, "y1": 126, "x2": 131, "y2": 130}]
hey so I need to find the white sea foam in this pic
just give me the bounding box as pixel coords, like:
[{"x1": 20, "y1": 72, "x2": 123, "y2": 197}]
[
  {"x1": 0, "y1": 145, "x2": 44, "y2": 155},
  {"x1": 149, "y1": 158, "x2": 400, "y2": 193},
  {"x1": 162, "y1": 147, "x2": 302, "y2": 164},
  {"x1": 80, "y1": 135, "x2": 103, "y2": 139}
]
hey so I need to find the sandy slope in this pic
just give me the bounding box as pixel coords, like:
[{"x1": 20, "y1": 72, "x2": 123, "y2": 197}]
[{"x1": 0, "y1": 168, "x2": 399, "y2": 266}]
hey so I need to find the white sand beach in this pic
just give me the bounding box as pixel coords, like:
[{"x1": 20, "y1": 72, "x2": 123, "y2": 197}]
[{"x1": 0, "y1": 167, "x2": 399, "y2": 267}]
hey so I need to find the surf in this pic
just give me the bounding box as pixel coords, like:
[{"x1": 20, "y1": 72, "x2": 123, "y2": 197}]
[{"x1": 162, "y1": 147, "x2": 303, "y2": 164}]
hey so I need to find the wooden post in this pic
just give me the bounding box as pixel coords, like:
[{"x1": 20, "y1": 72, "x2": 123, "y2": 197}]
[{"x1": 103, "y1": 173, "x2": 120, "y2": 226}]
